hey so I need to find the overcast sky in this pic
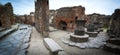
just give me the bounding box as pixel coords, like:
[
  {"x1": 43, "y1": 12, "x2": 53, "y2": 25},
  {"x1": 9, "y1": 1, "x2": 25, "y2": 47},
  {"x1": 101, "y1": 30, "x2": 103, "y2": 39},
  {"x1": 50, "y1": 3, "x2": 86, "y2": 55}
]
[{"x1": 0, "y1": 0, "x2": 120, "y2": 15}]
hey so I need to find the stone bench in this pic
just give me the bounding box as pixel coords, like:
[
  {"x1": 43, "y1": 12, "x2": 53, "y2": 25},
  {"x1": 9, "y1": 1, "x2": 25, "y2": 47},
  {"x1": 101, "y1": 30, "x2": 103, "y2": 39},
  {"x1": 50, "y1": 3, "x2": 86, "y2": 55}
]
[{"x1": 43, "y1": 38, "x2": 63, "y2": 55}]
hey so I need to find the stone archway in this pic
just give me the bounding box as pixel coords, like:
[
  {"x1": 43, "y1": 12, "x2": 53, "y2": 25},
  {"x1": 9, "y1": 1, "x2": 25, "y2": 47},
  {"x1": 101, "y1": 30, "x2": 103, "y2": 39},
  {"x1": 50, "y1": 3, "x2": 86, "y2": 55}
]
[
  {"x1": 0, "y1": 21, "x2": 2, "y2": 27},
  {"x1": 75, "y1": 16, "x2": 78, "y2": 20},
  {"x1": 59, "y1": 21, "x2": 67, "y2": 30}
]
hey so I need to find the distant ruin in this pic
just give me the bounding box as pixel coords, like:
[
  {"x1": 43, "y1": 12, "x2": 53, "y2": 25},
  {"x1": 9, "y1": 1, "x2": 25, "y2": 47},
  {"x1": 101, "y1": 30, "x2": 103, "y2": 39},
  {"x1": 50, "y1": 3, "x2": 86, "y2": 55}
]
[
  {"x1": 87, "y1": 13, "x2": 111, "y2": 28},
  {"x1": 15, "y1": 12, "x2": 35, "y2": 25}
]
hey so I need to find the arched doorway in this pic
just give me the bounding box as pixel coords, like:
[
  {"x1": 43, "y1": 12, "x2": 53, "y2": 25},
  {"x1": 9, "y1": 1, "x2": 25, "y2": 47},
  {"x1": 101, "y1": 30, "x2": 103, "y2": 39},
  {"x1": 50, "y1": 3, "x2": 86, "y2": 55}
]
[
  {"x1": 59, "y1": 21, "x2": 67, "y2": 30},
  {"x1": 75, "y1": 16, "x2": 78, "y2": 20},
  {"x1": 0, "y1": 21, "x2": 2, "y2": 27}
]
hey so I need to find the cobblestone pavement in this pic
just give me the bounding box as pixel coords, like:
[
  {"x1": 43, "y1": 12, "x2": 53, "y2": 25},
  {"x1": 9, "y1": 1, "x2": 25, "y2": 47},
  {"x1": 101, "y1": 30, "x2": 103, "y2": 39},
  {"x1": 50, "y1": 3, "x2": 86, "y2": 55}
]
[{"x1": 0, "y1": 24, "x2": 32, "y2": 55}]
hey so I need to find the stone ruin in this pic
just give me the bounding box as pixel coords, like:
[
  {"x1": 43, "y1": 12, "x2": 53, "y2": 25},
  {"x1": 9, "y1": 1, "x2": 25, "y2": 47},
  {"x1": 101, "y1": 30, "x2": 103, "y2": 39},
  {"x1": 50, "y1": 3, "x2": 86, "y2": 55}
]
[
  {"x1": 62, "y1": 19, "x2": 109, "y2": 48},
  {"x1": 34, "y1": 0, "x2": 49, "y2": 37},
  {"x1": 86, "y1": 23, "x2": 98, "y2": 37},
  {"x1": 49, "y1": 10, "x2": 56, "y2": 26},
  {"x1": 104, "y1": 8, "x2": 120, "y2": 54},
  {"x1": 86, "y1": 20, "x2": 104, "y2": 37},
  {"x1": 15, "y1": 12, "x2": 35, "y2": 25},
  {"x1": 70, "y1": 20, "x2": 89, "y2": 42},
  {"x1": 0, "y1": 2, "x2": 15, "y2": 28},
  {"x1": 86, "y1": 13, "x2": 111, "y2": 37},
  {"x1": 53, "y1": 6, "x2": 88, "y2": 32},
  {"x1": 87, "y1": 13, "x2": 111, "y2": 28}
]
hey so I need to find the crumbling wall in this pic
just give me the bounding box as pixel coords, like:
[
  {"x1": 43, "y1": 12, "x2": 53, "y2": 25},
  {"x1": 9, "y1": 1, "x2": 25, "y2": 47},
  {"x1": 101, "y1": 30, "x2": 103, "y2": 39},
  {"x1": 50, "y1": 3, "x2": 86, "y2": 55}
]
[
  {"x1": 53, "y1": 6, "x2": 88, "y2": 31},
  {"x1": 35, "y1": 0, "x2": 49, "y2": 37},
  {"x1": 0, "y1": 2, "x2": 15, "y2": 28},
  {"x1": 104, "y1": 9, "x2": 120, "y2": 54},
  {"x1": 15, "y1": 13, "x2": 35, "y2": 25},
  {"x1": 87, "y1": 13, "x2": 111, "y2": 28},
  {"x1": 109, "y1": 9, "x2": 120, "y2": 37}
]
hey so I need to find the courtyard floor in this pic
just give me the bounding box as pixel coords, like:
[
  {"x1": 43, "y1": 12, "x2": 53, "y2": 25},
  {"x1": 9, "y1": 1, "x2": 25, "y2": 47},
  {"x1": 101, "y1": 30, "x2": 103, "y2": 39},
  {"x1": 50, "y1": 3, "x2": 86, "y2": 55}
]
[{"x1": 27, "y1": 26, "x2": 118, "y2": 55}]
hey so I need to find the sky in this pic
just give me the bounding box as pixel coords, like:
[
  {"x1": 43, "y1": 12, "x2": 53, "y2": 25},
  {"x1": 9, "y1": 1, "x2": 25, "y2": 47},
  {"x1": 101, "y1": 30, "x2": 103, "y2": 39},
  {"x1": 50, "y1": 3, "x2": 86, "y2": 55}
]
[{"x1": 0, "y1": 0, "x2": 120, "y2": 15}]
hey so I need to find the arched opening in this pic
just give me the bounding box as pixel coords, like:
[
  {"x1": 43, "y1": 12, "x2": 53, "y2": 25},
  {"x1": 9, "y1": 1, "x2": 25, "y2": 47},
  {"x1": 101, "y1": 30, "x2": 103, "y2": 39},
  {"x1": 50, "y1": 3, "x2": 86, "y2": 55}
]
[
  {"x1": 0, "y1": 21, "x2": 2, "y2": 27},
  {"x1": 70, "y1": 21, "x2": 73, "y2": 23},
  {"x1": 75, "y1": 16, "x2": 78, "y2": 22},
  {"x1": 47, "y1": 0, "x2": 49, "y2": 5},
  {"x1": 59, "y1": 21, "x2": 67, "y2": 30}
]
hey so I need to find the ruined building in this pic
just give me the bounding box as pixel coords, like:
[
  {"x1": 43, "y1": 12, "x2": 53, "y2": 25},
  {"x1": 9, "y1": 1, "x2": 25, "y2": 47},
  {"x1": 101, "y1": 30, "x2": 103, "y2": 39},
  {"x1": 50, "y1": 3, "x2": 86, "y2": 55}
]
[
  {"x1": 49, "y1": 10, "x2": 56, "y2": 25},
  {"x1": 15, "y1": 12, "x2": 35, "y2": 25},
  {"x1": 0, "y1": 2, "x2": 15, "y2": 28},
  {"x1": 35, "y1": 0, "x2": 49, "y2": 37},
  {"x1": 24, "y1": 12, "x2": 35, "y2": 25},
  {"x1": 53, "y1": 6, "x2": 88, "y2": 32},
  {"x1": 30, "y1": 12, "x2": 35, "y2": 25},
  {"x1": 108, "y1": 8, "x2": 120, "y2": 38},
  {"x1": 87, "y1": 13, "x2": 111, "y2": 28},
  {"x1": 104, "y1": 8, "x2": 120, "y2": 54},
  {"x1": 15, "y1": 15, "x2": 24, "y2": 24}
]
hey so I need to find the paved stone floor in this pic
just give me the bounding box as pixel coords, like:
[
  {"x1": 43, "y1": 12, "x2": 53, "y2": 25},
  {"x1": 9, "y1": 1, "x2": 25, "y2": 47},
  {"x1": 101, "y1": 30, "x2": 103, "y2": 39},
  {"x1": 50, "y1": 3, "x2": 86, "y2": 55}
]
[
  {"x1": 1, "y1": 25, "x2": 118, "y2": 55},
  {"x1": 27, "y1": 26, "x2": 119, "y2": 55},
  {"x1": 49, "y1": 27, "x2": 119, "y2": 55},
  {"x1": 0, "y1": 24, "x2": 32, "y2": 55},
  {"x1": 27, "y1": 27, "x2": 49, "y2": 55},
  {"x1": 62, "y1": 32, "x2": 109, "y2": 48}
]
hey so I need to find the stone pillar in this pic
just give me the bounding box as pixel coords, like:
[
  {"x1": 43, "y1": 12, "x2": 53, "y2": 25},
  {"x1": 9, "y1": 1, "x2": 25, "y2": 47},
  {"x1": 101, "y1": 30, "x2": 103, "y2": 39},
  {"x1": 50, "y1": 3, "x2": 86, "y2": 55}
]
[{"x1": 35, "y1": 0, "x2": 49, "y2": 37}]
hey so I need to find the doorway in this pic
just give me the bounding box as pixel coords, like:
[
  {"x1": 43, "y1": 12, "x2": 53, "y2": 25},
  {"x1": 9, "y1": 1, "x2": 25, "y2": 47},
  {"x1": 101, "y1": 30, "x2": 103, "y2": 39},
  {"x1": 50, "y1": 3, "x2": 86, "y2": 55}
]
[
  {"x1": 59, "y1": 21, "x2": 67, "y2": 30},
  {"x1": 0, "y1": 21, "x2": 2, "y2": 27}
]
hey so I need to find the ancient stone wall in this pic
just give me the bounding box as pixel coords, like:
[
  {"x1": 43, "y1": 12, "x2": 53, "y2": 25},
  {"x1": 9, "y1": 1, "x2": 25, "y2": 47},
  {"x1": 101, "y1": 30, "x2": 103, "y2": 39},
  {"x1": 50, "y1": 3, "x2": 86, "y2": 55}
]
[
  {"x1": 104, "y1": 9, "x2": 120, "y2": 53},
  {"x1": 15, "y1": 13, "x2": 35, "y2": 25},
  {"x1": 15, "y1": 15, "x2": 24, "y2": 24},
  {"x1": 35, "y1": 0, "x2": 49, "y2": 37},
  {"x1": 109, "y1": 9, "x2": 120, "y2": 37},
  {"x1": 87, "y1": 13, "x2": 111, "y2": 28},
  {"x1": 53, "y1": 6, "x2": 88, "y2": 32},
  {"x1": 30, "y1": 12, "x2": 35, "y2": 25},
  {"x1": 49, "y1": 10, "x2": 56, "y2": 25},
  {"x1": 0, "y1": 2, "x2": 15, "y2": 28}
]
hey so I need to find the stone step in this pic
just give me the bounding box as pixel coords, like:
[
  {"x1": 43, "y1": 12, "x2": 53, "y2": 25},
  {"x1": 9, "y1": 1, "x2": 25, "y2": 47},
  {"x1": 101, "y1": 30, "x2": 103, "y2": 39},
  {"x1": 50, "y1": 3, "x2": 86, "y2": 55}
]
[
  {"x1": 0, "y1": 24, "x2": 32, "y2": 55},
  {"x1": 0, "y1": 24, "x2": 19, "y2": 39},
  {"x1": 0, "y1": 28, "x2": 6, "y2": 32},
  {"x1": 0, "y1": 27, "x2": 10, "y2": 32},
  {"x1": 103, "y1": 43, "x2": 120, "y2": 54},
  {"x1": 0, "y1": 27, "x2": 16, "y2": 39}
]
